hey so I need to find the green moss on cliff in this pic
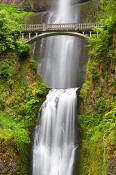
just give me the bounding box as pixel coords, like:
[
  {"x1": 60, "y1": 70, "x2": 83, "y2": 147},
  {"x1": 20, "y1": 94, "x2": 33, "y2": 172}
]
[
  {"x1": 79, "y1": 0, "x2": 100, "y2": 22},
  {"x1": 0, "y1": 52, "x2": 48, "y2": 175},
  {"x1": 0, "y1": 4, "x2": 48, "y2": 175},
  {"x1": 78, "y1": 1, "x2": 116, "y2": 174}
]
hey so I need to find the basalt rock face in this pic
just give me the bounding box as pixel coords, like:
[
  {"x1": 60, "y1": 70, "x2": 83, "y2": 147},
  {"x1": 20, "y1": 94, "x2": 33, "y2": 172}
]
[
  {"x1": 1, "y1": 0, "x2": 52, "y2": 11},
  {"x1": 1, "y1": 0, "x2": 88, "y2": 11}
]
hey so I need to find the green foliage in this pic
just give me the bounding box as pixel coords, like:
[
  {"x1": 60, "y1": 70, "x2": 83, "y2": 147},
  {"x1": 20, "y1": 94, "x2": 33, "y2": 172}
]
[
  {"x1": 97, "y1": 0, "x2": 116, "y2": 20},
  {"x1": 89, "y1": 62, "x2": 100, "y2": 82},
  {"x1": 78, "y1": 1, "x2": 116, "y2": 174},
  {"x1": 37, "y1": 82, "x2": 49, "y2": 95},
  {"x1": 0, "y1": 5, "x2": 47, "y2": 173},
  {"x1": 0, "y1": 113, "x2": 30, "y2": 151},
  {"x1": 21, "y1": 99, "x2": 39, "y2": 115},
  {"x1": 0, "y1": 9, "x2": 19, "y2": 54},
  {"x1": 88, "y1": 28, "x2": 114, "y2": 68},
  {"x1": 13, "y1": 129, "x2": 30, "y2": 152},
  {"x1": 78, "y1": 112, "x2": 101, "y2": 127},
  {"x1": 87, "y1": 13, "x2": 116, "y2": 69},
  {"x1": 109, "y1": 79, "x2": 116, "y2": 87},
  {"x1": 0, "y1": 4, "x2": 30, "y2": 58},
  {"x1": 0, "y1": 4, "x2": 27, "y2": 23},
  {"x1": 20, "y1": 82, "x2": 48, "y2": 118},
  {"x1": 30, "y1": 58, "x2": 38, "y2": 72},
  {"x1": 0, "y1": 52, "x2": 48, "y2": 174},
  {"x1": 0, "y1": 61, "x2": 9, "y2": 79},
  {"x1": 0, "y1": 98, "x2": 5, "y2": 110},
  {"x1": 0, "y1": 3, "x2": 48, "y2": 175},
  {"x1": 93, "y1": 97, "x2": 106, "y2": 114},
  {"x1": 17, "y1": 41, "x2": 31, "y2": 59},
  {"x1": 0, "y1": 60, "x2": 15, "y2": 81},
  {"x1": 78, "y1": 102, "x2": 116, "y2": 174}
]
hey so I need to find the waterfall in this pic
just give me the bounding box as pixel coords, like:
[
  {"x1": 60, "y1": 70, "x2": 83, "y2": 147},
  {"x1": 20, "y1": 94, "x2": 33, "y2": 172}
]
[
  {"x1": 32, "y1": 0, "x2": 80, "y2": 174},
  {"x1": 33, "y1": 89, "x2": 78, "y2": 175},
  {"x1": 37, "y1": 0, "x2": 80, "y2": 88}
]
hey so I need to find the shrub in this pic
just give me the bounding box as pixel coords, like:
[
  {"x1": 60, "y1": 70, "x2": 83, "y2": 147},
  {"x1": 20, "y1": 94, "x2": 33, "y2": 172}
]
[
  {"x1": 0, "y1": 4, "x2": 28, "y2": 55},
  {"x1": 37, "y1": 82, "x2": 49, "y2": 95},
  {"x1": 0, "y1": 112, "x2": 30, "y2": 151},
  {"x1": 17, "y1": 41, "x2": 31, "y2": 59},
  {"x1": 0, "y1": 98, "x2": 5, "y2": 110},
  {"x1": 0, "y1": 60, "x2": 16, "y2": 81},
  {"x1": 93, "y1": 97, "x2": 107, "y2": 116},
  {"x1": 0, "y1": 61, "x2": 9, "y2": 80},
  {"x1": 89, "y1": 63, "x2": 100, "y2": 82},
  {"x1": 30, "y1": 58, "x2": 38, "y2": 72},
  {"x1": 13, "y1": 128, "x2": 30, "y2": 151},
  {"x1": 21, "y1": 99, "x2": 39, "y2": 115},
  {"x1": 78, "y1": 112, "x2": 102, "y2": 127},
  {"x1": 87, "y1": 17, "x2": 115, "y2": 68},
  {"x1": 109, "y1": 80, "x2": 116, "y2": 87}
]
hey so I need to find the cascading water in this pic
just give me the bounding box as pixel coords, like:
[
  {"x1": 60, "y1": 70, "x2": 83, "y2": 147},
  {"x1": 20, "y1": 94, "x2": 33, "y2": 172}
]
[
  {"x1": 33, "y1": 89, "x2": 78, "y2": 175},
  {"x1": 37, "y1": 0, "x2": 80, "y2": 88},
  {"x1": 32, "y1": 0, "x2": 80, "y2": 174}
]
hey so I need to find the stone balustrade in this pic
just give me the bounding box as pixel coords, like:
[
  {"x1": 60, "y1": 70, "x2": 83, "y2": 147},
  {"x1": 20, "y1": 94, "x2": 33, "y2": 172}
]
[{"x1": 22, "y1": 23, "x2": 102, "y2": 33}]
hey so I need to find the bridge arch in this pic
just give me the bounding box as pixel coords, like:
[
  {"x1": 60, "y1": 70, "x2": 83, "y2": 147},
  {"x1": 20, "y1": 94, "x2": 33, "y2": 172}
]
[{"x1": 23, "y1": 32, "x2": 88, "y2": 44}]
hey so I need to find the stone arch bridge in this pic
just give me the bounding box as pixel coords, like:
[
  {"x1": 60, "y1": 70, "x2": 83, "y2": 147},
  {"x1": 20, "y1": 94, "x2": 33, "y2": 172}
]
[{"x1": 21, "y1": 23, "x2": 102, "y2": 44}]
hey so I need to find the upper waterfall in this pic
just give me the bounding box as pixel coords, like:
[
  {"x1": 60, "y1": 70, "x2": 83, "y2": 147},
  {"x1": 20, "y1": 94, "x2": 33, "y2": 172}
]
[{"x1": 37, "y1": 0, "x2": 81, "y2": 88}]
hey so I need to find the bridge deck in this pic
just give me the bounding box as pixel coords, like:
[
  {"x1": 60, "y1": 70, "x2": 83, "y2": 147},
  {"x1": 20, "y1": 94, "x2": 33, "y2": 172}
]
[{"x1": 22, "y1": 23, "x2": 102, "y2": 33}]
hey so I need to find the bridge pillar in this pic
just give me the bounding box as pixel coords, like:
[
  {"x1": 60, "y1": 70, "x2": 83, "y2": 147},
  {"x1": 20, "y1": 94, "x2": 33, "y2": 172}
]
[
  {"x1": 22, "y1": 33, "x2": 24, "y2": 40},
  {"x1": 29, "y1": 33, "x2": 31, "y2": 39},
  {"x1": 43, "y1": 24, "x2": 47, "y2": 31},
  {"x1": 90, "y1": 31, "x2": 92, "y2": 37},
  {"x1": 36, "y1": 33, "x2": 38, "y2": 37}
]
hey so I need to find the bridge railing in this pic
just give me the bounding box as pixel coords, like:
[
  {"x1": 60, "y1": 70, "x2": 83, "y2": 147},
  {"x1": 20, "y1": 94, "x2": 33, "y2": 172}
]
[
  {"x1": 46, "y1": 23, "x2": 101, "y2": 31},
  {"x1": 22, "y1": 24, "x2": 43, "y2": 32},
  {"x1": 22, "y1": 23, "x2": 102, "y2": 32}
]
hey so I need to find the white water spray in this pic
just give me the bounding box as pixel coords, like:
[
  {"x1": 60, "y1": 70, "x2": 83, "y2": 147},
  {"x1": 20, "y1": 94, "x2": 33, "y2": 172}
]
[
  {"x1": 33, "y1": 89, "x2": 78, "y2": 175},
  {"x1": 38, "y1": 0, "x2": 80, "y2": 88},
  {"x1": 32, "y1": 0, "x2": 80, "y2": 174}
]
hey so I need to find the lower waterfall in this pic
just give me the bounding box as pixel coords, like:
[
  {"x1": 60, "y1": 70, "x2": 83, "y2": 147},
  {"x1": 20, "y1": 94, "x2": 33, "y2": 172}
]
[{"x1": 32, "y1": 89, "x2": 78, "y2": 175}]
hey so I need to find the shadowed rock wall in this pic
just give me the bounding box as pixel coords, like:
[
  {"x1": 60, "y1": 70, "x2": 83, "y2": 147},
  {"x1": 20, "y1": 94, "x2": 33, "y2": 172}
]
[
  {"x1": 1, "y1": 0, "x2": 89, "y2": 11},
  {"x1": 1, "y1": 0, "x2": 52, "y2": 11}
]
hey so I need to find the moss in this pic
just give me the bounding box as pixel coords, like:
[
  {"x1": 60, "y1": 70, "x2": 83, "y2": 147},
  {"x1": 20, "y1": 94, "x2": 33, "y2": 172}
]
[
  {"x1": 78, "y1": 60, "x2": 116, "y2": 175},
  {"x1": 0, "y1": 52, "x2": 49, "y2": 174},
  {"x1": 0, "y1": 5, "x2": 48, "y2": 174},
  {"x1": 79, "y1": 0, "x2": 100, "y2": 22},
  {"x1": 78, "y1": 3, "x2": 116, "y2": 173},
  {"x1": 78, "y1": 47, "x2": 116, "y2": 174}
]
